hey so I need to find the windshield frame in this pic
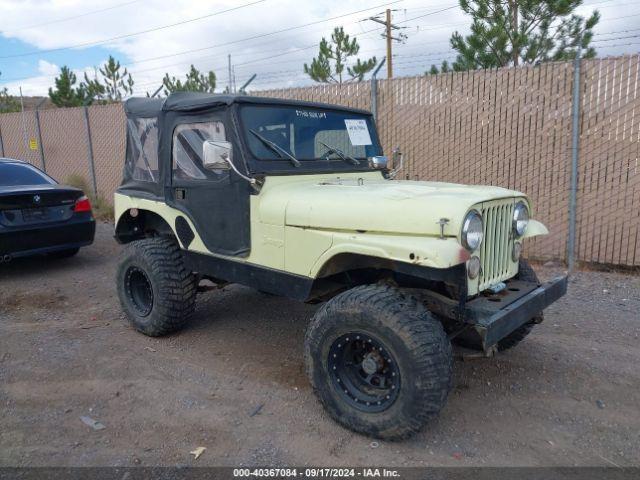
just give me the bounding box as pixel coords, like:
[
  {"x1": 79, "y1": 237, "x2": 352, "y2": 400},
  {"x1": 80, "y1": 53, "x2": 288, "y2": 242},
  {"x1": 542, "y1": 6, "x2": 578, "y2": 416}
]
[{"x1": 236, "y1": 103, "x2": 383, "y2": 175}]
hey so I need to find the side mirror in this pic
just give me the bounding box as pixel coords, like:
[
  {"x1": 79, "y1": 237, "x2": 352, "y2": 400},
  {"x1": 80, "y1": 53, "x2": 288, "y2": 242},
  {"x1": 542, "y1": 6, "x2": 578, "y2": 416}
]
[
  {"x1": 203, "y1": 140, "x2": 232, "y2": 170},
  {"x1": 368, "y1": 156, "x2": 388, "y2": 170},
  {"x1": 388, "y1": 147, "x2": 403, "y2": 179}
]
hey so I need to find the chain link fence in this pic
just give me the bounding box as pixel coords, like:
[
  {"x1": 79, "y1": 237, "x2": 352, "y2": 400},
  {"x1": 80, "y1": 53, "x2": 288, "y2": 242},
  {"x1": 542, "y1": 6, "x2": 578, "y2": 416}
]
[{"x1": 0, "y1": 55, "x2": 638, "y2": 267}]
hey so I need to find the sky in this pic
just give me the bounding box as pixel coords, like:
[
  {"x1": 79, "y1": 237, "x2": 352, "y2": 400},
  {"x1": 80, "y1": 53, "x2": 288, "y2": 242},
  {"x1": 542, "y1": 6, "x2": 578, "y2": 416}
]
[{"x1": 0, "y1": 0, "x2": 639, "y2": 97}]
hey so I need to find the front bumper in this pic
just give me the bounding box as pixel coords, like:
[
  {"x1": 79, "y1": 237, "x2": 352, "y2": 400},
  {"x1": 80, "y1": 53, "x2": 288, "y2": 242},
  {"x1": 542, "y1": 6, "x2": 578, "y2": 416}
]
[{"x1": 467, "y1": 276, "x2": 568, "y2": 350}]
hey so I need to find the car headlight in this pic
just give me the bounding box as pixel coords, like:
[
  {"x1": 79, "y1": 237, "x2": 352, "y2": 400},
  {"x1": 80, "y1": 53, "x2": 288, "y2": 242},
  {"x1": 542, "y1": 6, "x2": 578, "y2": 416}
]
[
  {"x1": 461, "y1": 210, "x2": 483, "y2": 251},
  {"x1": 513, "y1": 201, "x2": 529, "y2": 237}
]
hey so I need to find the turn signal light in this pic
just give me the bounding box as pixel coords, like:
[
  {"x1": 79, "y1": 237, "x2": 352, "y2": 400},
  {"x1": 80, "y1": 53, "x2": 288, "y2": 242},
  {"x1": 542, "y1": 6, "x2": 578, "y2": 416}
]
[{"x1": 74, "y1": 195, "x2": 92, "y2": 213}]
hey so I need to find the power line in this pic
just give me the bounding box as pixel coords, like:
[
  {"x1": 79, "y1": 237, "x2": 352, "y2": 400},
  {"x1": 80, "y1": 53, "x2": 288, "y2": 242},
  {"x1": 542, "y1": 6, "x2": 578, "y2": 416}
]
[
  {"x1": 395, "y1": 5, "x2": 460, "y2": 24},
  {"x1": 593, "y1": 34, "x2": 640, "y2": 43},
  {"x1": 1, "y1": 9, "x2": 407, "y2": 84},
  {"x1": 0, "y1": 0, "x2": 402, "y2": 64},
  {"x1": 599, "y1": 11, "x2": 640, "y2": 22},
  {"x1": 119, "y1": 0, "x2": 404, "y2": 68},
  {"x1": 594, "y1": 41, "x2": 640, "y2": 48},
  {"x1": 0, "y1": 0, "x2": 268, "y2": 60},
  {"x1": 132, "y1": 51, "x2": 459, "y2": 94},
  {"x1": 595, "y1": 27, "x2": 640, "y2": 36},
  {"x1": 0, "y1": 5, "x2": 467, "y2": 85},
  {"x1": 80, "y1": 4, "x2": 411, "y2": 91},
  {"x1": 8, "y1": 1, "x2": 640, "y2": 91}
]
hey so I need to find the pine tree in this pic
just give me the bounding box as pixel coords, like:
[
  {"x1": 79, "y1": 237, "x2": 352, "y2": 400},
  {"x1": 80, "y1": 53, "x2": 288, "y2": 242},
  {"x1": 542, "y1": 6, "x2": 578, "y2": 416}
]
[
  {"x1": 0, "y1": 72, "x2": 20, "y2": 113},
  {"x1": 81, "y1": 71, "x2": 106, "y2": 102},
  {"x1": 304, "y1": 27, "x2": 377, "y2": 84},
  {"x1": 428, "y1": 0, "x2": 600, "y2": 74},
  {"x1": 99, "y1": 56, "x2": 134, "y2": 101},
  {"x1": 48, "y1": 66, "x2": 85, "y2": 107},
  {"x1": 162, "y1": 65, "x2": 216, "y2": 95}
]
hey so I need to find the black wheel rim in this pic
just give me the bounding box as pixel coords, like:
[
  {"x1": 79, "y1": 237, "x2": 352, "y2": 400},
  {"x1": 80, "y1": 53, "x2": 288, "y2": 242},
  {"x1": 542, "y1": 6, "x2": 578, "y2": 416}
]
[
  {"x1": 124, "y1": 266, "x2": 154, "y2": 317},
  {"x1": 328, "y1": 332, "x2": 401, "y2": 413}
]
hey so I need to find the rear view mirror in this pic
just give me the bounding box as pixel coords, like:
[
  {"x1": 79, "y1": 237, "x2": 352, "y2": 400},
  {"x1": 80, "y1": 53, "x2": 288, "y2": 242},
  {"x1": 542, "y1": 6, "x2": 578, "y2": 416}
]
[{"x1": 203, "y1": 140, "x2": 232, "y2": 170}]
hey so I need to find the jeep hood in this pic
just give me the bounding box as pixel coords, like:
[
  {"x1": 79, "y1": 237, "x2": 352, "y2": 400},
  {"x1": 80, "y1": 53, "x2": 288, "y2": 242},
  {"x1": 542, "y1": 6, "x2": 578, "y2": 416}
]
[{"x1": 263, "y1": 175, "x2": 525, "y2": 237}]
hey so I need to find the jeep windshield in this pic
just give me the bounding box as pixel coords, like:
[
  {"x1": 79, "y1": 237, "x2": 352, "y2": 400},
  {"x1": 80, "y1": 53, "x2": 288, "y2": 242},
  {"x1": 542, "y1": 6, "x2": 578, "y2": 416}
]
[{"x1": 239, "y1": 105, "x2": 382, "y2": 164}]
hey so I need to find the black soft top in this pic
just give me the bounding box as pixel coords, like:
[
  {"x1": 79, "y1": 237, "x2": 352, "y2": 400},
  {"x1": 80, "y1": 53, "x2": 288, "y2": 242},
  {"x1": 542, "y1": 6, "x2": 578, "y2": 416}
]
[
  {"x1": 119, "y1": 92, "x2": 377, "y2": 200},
  {"x1": 123, "y1": 92, "x2": 371, "y2": 117}
]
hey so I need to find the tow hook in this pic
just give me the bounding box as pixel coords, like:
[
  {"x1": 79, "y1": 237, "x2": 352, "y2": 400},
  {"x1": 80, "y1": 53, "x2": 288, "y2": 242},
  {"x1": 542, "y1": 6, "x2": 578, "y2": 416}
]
[{"x1": 487, "y1": 282, "x2": 507, "y2": 294}]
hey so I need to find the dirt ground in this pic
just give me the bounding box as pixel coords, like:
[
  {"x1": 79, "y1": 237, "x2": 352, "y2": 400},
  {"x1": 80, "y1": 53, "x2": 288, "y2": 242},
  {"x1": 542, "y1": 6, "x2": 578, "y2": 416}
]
[{"x1": 1, "y1": 222, "x2": 639, "y2": 467}]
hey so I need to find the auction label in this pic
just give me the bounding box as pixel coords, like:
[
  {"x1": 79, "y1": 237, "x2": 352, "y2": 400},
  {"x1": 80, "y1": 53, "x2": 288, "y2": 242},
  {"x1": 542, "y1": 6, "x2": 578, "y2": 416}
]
[
  {"x1": 233, "y1": 468, "x2": 400, "y2": 478},
  {"x1": 344, "y1": 119, "x2": 372, "y2": 145}
]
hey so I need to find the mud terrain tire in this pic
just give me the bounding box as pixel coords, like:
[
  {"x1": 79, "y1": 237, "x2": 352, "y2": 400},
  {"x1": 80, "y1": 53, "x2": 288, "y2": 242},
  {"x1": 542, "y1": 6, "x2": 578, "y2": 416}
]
[
  {"x1": 117, "y1": 237, "x2": 197, "y2": 337},
  {"x1": 304, "y1": 284, "x2": 453, "y2": 439}
]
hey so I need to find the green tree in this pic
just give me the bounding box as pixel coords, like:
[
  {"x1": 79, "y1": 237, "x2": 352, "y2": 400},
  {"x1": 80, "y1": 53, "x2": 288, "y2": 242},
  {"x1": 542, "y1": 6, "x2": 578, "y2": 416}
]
[
  {"x1": 48, "y1": 66, "x2": 85, "y2": 107},
  {"x1": 304, "y1": 26, "x2": 377, "y2": 84},
  {"x1": 162, "y1": 65, "x2": 216, "y2": 95},
  {"x1": 429, "y1": 60, "x2": 451, "y2": 75},
  {"x1": 81, "y1": 71, "x2": 106, "y2": 102},
  {"x1": 99, "y1": 56, "x2": 134, "y2": 101},
  {"x1": 428, "y1": 0, "x2": 600, "y2": 74},
  {"x1": 0, "y1": 72, "x2": 20, "y2": 113}
]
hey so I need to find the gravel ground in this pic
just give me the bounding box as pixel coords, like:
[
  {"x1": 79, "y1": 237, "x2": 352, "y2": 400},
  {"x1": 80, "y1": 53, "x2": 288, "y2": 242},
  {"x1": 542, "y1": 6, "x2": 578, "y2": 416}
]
[{"x1": 1, "y1": 222, "x2": 639, "y2": 467}]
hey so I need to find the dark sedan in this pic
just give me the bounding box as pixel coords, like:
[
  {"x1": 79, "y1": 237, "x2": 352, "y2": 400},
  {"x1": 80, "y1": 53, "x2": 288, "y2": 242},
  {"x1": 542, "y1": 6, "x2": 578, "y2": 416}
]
[{"x1": 0, "y1": 158, "x2": 95, "y2": 262}]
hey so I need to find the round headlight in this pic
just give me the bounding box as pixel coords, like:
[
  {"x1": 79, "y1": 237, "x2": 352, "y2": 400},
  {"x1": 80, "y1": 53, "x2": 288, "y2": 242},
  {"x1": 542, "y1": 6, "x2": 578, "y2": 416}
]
[
  {"x1": 513, "y1": 201, "x2": 529, "y2": 237},
  {"x1": 461, "y1": 210, "x2": 483, "y2": 251}
]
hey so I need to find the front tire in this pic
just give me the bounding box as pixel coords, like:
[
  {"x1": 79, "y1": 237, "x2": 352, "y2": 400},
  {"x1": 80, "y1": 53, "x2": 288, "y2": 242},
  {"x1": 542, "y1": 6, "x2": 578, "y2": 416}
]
[
  {"x1": 116, "y1": 237, "x2": 197, "y2": 337},
  {"x1": 304, "y1": 285, "x2": 453, "y2": 439}
]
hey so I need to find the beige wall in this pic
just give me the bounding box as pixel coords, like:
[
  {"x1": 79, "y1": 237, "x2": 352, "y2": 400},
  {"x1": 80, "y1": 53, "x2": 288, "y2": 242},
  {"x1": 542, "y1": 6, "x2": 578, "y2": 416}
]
[{"x1": 0, "y1": 55, "x2": 638, "y2": 266}]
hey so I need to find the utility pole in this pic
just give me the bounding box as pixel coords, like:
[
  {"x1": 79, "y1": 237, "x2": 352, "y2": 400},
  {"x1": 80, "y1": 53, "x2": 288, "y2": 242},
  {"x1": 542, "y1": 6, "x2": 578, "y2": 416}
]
[
  {"x1": 366, "y1": 9, "x2": 406, "y2": 78},
  {"x1": 385, "y1": 9, "x2": 393, "y2": 78},
  {"x1": 510, "y1": 0, "x2": 519, "y2": 66},
  {"x1": 228, "y1": 54, "x2": 233, "y2": 93}
]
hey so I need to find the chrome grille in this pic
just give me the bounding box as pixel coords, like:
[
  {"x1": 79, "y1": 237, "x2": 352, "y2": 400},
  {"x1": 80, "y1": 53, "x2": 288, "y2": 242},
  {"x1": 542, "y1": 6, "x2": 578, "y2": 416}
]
[{"x1": 479, "y1": 200, "x2": 515, "y2": 291}]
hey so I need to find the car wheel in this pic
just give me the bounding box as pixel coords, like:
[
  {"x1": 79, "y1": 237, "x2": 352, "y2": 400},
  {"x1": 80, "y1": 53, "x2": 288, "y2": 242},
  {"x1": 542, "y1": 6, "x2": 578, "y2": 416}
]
[
  {"x1": 304, "y1": 284, "x2": 453, "y2": 439},
  {"x1": 48, "y1": 248, "x2": 80, "y2": 259},
  {"x1": 116, "y1": 237, "x2": 197, "y2": 337}
]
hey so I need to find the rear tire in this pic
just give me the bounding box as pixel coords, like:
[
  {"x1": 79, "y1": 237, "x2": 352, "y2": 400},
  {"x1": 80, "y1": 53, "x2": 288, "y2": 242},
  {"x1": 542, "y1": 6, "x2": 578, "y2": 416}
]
[
  {"x1": 304, "y1": 284, "x2": 452, "y2": 439},
  {"x1": 116, "y1": 237, "x2": 197, "y2": 337}
]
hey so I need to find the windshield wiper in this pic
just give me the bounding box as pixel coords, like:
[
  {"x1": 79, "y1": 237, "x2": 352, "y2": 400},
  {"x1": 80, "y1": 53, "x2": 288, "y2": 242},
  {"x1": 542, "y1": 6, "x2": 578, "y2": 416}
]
[
  {"x1": 318, "y1": 141, "x2": 360, "y2": 165},
  {"x1": 249, "y1": 129, "x2": 301, "y2": 167}
]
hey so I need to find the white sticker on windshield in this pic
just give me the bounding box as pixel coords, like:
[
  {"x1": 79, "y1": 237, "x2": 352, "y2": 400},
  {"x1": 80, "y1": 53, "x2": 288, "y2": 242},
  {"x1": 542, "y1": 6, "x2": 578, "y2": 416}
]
[{"x1": 344, "y1": 119, "x2": 372, "y2": 146}]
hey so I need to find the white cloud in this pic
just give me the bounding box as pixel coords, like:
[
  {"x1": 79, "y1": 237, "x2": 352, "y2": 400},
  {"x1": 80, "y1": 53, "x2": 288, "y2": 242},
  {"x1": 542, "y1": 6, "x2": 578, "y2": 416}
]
[{"x1": 37, "y1": 59, "x2": 59, "y2": 76}]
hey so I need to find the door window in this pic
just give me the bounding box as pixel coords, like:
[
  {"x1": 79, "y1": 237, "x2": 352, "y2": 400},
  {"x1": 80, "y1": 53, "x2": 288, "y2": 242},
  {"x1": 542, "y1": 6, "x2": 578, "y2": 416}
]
[
  {"x1": 127, "y1": 118, "x2": 159, "y2": 182},
  {"x1": 172, "y1": 121, "x2": 226, "y2": 181}
]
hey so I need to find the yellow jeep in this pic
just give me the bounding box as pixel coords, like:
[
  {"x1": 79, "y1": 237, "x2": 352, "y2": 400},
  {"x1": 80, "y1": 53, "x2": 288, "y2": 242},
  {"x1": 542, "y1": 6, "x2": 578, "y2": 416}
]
[{"x1": 114, "y1": 92, "x2": 567, "y2": 439}]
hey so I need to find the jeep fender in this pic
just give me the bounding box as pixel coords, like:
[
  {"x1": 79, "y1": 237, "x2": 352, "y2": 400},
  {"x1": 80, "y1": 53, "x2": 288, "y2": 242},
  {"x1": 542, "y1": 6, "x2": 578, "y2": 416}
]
[
  {"x1": 310, "y1": 231, "x2": 470, "y2": 278},
  {"x1": 113, "y1": 193, "x2": 206, "y2": 250},
  {"x1": 523, "y1": 219, "x2": 548, "y2": 238}
]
